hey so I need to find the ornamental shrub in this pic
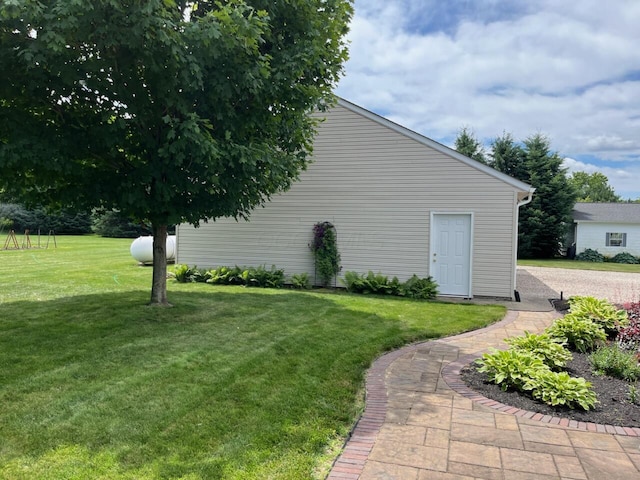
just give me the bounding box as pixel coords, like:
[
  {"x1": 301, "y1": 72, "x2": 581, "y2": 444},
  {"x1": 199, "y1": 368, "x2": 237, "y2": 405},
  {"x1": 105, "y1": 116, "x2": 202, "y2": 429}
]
[
  {"x1": 506, "y1": 331, "x2": 572, "y2": 370},
  {"x1": 290, "y1": 273, "x2": 311, "y2": 290},
  {"x1": 399, "y1": 275, "x2": 438, "y2": 300},
  {"x1": 611, "y1": 252, "x2": 639, "y2": 264},
  {"x1": 589, "y1": 345, "x2": 640, "y2": 382},
  {"x1": 575, "y1": 248, "x2": 604, "y2": 262},
  {"x1": 617, "y1": 302, "x2": 640, "y2": 353},
  {"x1": 341, "y1": 271, "x2": 437, "y2": 299}
]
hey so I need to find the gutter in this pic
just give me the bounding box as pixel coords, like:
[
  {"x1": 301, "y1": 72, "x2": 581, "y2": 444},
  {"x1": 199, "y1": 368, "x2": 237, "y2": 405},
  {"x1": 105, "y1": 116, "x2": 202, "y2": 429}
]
[{"x1": 513, "y1": 188, "x2": 535, "y2": 301}]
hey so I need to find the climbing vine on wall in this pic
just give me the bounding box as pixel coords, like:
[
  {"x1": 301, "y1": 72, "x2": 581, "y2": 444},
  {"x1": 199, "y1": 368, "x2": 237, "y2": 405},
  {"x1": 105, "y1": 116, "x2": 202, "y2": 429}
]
[{"x1": 310, "y1": 221, "x2": 341, "y2": 286}]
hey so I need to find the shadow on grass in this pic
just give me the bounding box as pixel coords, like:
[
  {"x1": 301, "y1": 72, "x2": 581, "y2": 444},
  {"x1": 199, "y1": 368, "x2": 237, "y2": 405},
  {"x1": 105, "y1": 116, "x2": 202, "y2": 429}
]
[{"x1": 1, "y1": 288, "x2": 498, "y2": 479}]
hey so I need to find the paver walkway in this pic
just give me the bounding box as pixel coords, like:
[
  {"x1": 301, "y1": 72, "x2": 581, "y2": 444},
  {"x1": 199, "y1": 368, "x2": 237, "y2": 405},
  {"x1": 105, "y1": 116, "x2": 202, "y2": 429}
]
[{"x1": 327, "y1": 310, "x2": 640, "y2": 480}]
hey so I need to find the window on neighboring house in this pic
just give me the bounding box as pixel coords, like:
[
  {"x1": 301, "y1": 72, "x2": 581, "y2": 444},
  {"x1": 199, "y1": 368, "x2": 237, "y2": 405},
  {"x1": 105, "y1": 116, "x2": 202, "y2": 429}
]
[{"x1": 606, "y1": 232, "x2": 627, "y2": 247}]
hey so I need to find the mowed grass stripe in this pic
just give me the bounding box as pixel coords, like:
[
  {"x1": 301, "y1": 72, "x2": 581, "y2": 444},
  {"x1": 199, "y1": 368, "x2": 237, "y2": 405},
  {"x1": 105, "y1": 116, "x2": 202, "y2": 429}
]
[{"x1": 0, "y1": 235, "x2": 505, "y2": 479}]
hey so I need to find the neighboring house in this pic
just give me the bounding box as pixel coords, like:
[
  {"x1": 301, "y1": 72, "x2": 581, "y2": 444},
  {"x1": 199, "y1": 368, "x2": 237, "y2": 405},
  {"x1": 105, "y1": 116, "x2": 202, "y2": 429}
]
[
  {"x1": 570, "y1": 203, "x2": 640, "y2": 257},
  {"x1": 176, "y1": 98, "x2": 534, "y2": 299}
]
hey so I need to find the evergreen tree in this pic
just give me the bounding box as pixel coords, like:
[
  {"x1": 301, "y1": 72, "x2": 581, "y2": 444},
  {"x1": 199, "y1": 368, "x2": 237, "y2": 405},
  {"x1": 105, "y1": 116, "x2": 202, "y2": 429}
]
[
  {"x1": 490, "y1": 132, "x2": 526, "y2": 180},
  {"x1": 454, "y1": 127, "x2": 487, "y2": 164},
  {"x1": 518, "y1": 134, "x2": 576, "y2": 258}
]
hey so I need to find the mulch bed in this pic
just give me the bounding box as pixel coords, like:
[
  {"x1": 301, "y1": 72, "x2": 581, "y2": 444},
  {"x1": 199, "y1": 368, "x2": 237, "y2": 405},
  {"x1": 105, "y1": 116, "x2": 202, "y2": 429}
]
[
  {"x1": 462, "y1": 352, "x2": 640, "y2": 427},
  {"x1": 461, "y1": 296, "x2": 640, "y2": 428}
]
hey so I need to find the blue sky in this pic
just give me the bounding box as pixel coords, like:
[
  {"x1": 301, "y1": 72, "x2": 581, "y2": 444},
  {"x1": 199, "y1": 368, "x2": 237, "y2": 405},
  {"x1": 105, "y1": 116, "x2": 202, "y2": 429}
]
[{"x1": 335, "y1": 0, "x2": 640, "y2": 200}]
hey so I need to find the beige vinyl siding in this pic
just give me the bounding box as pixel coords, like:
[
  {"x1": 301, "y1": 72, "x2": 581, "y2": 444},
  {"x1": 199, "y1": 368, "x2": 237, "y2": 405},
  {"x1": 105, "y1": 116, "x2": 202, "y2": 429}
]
[{"x1": 178, "y1": 103, "x2": 523, "y2": 298}]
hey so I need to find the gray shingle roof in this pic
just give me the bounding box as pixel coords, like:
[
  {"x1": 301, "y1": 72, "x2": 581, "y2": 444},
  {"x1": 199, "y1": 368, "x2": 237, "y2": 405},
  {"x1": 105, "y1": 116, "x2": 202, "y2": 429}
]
[{"x1": 573, "y1": 202, "x2": 640, "y2": 223}]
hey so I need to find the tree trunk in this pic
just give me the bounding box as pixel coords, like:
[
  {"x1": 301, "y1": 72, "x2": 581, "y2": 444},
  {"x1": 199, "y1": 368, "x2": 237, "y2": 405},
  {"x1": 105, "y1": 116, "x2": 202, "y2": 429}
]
[{"x1": 150, "y1": 223, "x2": 170, "y2": 306}]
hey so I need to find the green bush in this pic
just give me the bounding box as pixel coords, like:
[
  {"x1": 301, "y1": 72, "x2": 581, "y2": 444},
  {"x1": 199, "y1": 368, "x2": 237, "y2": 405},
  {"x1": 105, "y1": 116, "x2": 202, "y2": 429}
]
[
  {"x1": 206, "y1": 265, "x2": 281, "y2": 288},
  {"x1": 173, "y1": 265, "x2": 208, "y2": 283},
  {"x1": 341, "y1": 271, "x2": 395, "y2": 294},
  {"x1": 242, "y1": 265, "x2": 285, "y2": 288},
  {"x1": 568, "y1": 296, "x2": 629, "y2": 335},
  {"x1": 611, "y1": 252, "x2": 639, "y2": 264},
  {"x1": 476, "y1": 349, "x2": 547, "y2": 392},
  {"x1": 290, "y1": 273, "x2": 311, "y2": 290},
  {"x1": 506, "y1": 331, "x2": 572, "y2": 370},
  {"x1": 546, "y1": 315, "x2": 607, "y2": 353},
  {"x1": 575, "y1": 248, "x2": 604, "y2": 262},
  {"x1": 589, "y1": 345, "x2": 640, "y2": 382},
  {"x1": 206, "y1": 266, "x2": 244, "y2": 285},
  {"x1": 92, "y1": 209, "x2": 151, "y2": 238},
  {"x1": 529, "y1": 370, "x2": 598, "y2": 410},
  {"x1": 0, "y1": 203, "x2": 92, "y2": 234},
  {"x1": 399, "y1": 275, "x2": 438, "y2": 300},
  {"x1": 341, "y1": 271, "x2": 437, "y2": 300}
]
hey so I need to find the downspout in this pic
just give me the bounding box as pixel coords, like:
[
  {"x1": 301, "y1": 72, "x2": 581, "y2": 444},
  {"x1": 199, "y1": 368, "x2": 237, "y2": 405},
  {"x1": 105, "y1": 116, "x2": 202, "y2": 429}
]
[{"x1": 513, "y1": 189, "x2": 535, "y2": 300}]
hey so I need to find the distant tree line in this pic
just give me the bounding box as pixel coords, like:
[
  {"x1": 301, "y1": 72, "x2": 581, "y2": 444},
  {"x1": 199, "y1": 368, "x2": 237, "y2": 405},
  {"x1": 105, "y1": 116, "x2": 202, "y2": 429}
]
[{"x1": 0, "y1": 204, "x2": 156, "y2": 238}]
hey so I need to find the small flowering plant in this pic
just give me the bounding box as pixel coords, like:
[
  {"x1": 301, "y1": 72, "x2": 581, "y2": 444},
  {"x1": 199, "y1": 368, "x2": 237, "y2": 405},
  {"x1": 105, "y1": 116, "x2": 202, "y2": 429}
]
[{"x1": 617, "y1": 302, "x2": 640, "y2": 356}]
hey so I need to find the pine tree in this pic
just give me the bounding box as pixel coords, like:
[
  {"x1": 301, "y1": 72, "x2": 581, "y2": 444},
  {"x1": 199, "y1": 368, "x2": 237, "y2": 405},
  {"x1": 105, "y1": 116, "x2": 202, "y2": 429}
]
[
  {"x1": 518, "y1": 134, "x2": 576, "y2": 258},
  {"x1": 490, "y1": 132, "x2": 526, "y2": 180},
  {"x1": 454, "y1": 127, "x2": 487, "y2": 164}
]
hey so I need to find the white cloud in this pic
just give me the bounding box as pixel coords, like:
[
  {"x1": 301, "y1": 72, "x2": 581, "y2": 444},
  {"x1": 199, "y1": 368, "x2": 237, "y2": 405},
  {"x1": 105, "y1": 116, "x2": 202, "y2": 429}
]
[{"x1": 336, "y1": 0, "x2": 640, "y2": 198}]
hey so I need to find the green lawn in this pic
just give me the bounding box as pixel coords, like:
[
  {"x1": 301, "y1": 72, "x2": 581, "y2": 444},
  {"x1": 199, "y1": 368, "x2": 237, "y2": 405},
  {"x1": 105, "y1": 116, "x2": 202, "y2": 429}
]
[
  {"x1": 518, "y1": 258, "x2": 640, "y2": 273},
  {"x1": 0, "y1": 236, "x2": 505, "y2": 479}
]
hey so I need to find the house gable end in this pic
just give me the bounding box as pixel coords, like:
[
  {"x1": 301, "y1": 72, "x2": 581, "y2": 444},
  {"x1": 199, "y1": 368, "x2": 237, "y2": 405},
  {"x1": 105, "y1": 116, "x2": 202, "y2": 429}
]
[{"x1": 336, "y1": 97, "x2": 534, "y2": 196}]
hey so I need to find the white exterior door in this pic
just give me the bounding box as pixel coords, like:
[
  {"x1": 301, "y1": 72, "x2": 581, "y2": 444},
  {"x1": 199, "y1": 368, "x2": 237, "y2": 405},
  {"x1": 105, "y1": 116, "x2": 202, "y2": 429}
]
[{"x1": 430, "y1": 213, "x2": 472, "y2": 297}]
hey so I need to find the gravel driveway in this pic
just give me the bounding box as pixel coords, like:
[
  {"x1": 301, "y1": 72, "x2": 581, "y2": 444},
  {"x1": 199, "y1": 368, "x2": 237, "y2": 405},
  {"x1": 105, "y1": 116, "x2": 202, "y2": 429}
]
[{"x1": 517, "y1": 266, "x2": 640, "y2": 305}]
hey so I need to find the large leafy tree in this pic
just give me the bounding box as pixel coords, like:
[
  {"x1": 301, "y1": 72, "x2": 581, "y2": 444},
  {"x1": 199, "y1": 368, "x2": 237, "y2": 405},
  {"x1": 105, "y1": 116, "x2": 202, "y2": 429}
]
[
  {"x1": 0, "y1": 0, "x2": 352, "y2": 304},
  {"x1": 517, "y1": 134, "x2": 576, "y2": 258},
  {"x1": 569, "y1": 171, "x2": 621, "y2": 203}
]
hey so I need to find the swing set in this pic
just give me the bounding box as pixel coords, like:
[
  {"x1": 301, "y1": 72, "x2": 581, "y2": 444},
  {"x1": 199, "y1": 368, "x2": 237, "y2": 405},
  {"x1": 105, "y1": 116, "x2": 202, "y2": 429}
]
[{"x1": 2, "y1": 229, "x2": 57, "y2": 250}]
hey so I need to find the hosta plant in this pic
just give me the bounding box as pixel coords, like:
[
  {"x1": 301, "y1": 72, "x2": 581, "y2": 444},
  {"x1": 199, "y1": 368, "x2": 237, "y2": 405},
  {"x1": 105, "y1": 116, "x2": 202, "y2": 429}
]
[
  {"x1": 568, "y1": 296, "x2": 628, "y2": 335},
  {"x1": 173, "y1": 264, "x2": 209, "y2": 283},
  {"x1": 206, "y1": 266, "x2": 244, "y2": 285},
  {"x1": 506, "y1": 332, "x2": 572, "y2": 370},
  {"x1": 528, "y1": 370, "x2": 598, "y2": 410},
  {"x1": 476, "y1": 349, "x2": 547, "y2": 392},
  {"x1": 546, "y1": 316, "x2": 607, "y2": 353}
]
